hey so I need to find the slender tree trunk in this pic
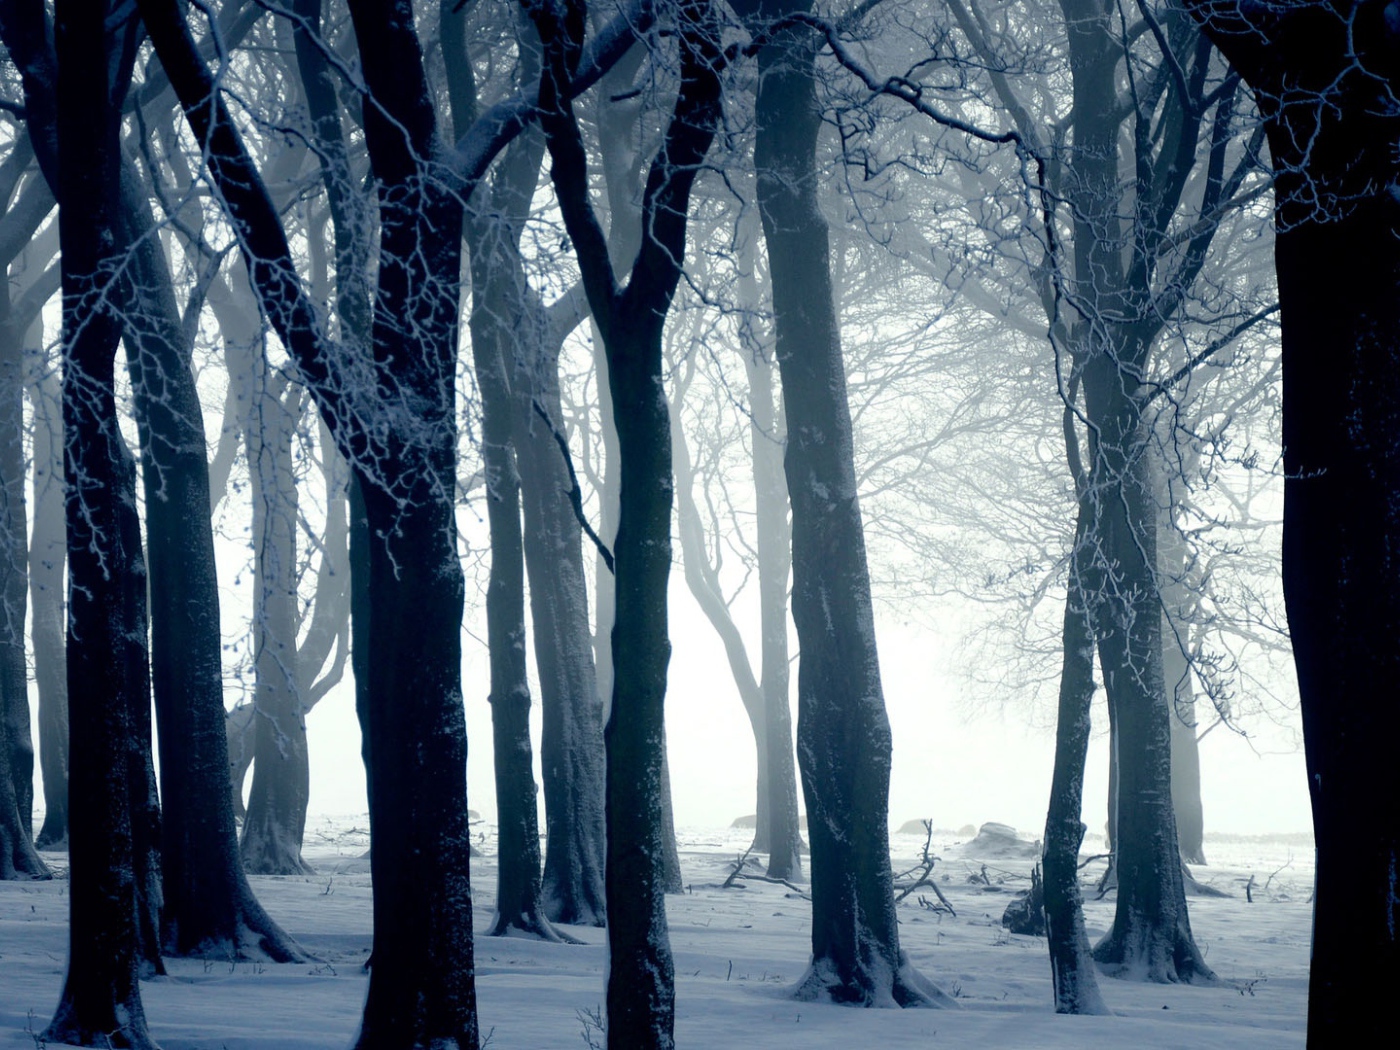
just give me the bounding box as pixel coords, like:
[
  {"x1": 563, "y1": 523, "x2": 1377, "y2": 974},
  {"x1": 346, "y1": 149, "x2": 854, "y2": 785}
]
[
  {"x1": 741, "y1": 0, "x2": 948, "y2": 1006},
  {"x1": 467, "y1": 183, "x2": 560, "y2": 942},
  {"x1": 241, "y1": 379, "x2": 313, "y2": 876},
  {"x1": 744, "y1": 343, "x2": 800, "y2": 880},
  {"x1": 28, "y1": 348, "x2": 67, "y2": 852},
  {"x1": 0, "y1": 274, "x2": 37, "y2": 863},
  {"x1": 44, "y1": 2, "x2": 157, "y2": 1040},
  {"x1": 1042, "y1": 503, "x2": 1109, "y2": 1014},
  {"x1": 515, "y1": 339, "x2": 608, "y2": 926}
]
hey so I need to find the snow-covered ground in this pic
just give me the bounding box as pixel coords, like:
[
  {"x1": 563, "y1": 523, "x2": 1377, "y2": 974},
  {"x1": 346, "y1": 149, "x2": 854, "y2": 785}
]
[{"x1": 0, "y1": 817, "x2": 1311, "y2": 1048}]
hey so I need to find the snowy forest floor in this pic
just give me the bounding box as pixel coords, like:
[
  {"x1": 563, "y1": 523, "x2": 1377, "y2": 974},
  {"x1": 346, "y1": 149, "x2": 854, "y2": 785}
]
[{"x1": 0, "y1": 817, "x2": 1311, "y2": 1048}]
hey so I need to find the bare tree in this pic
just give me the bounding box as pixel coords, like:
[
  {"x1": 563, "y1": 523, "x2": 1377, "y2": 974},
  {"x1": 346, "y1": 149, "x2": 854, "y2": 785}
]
[{"x1": 528, "y1": 0, "x2": 725, "y2": 1042}]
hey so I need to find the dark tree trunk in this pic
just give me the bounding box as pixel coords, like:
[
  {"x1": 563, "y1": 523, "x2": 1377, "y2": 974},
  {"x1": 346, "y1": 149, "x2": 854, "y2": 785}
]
[
  {"x1": 1083, "y1": 356, "x2": 1210, "y2": 983},
  {"x1": 241, "y1": 379, "x2": 313, "y2": 877},
  {"x1": 531, "y1": 1, "x2": 724, "y2": 1042},
  {"x1": 0, "y1": 272, "x2": 38, "y2": 869},
  {"x1": 2, "y1": 0, "x2": 304, "y2": 955},
  {"x1": 1183, "y1": 2, "x2": 1400, "y2": 1040},
  {"x1": 516, "y1": 340, "x2": 608, "y2": 926},
  {"x1": 1042, "y1": 504, "x2": 1109, "y2": 1014},
  {"x1": 114, "y1": 160, "x2": 307, "y2": 956},
  {"x1": 741, "y1": 0, "x2": 948, "y2": 1006},
  {"x1": 43, "y1": 1, "x2": 157, "y2": 1041},
  {"x1": 346, "y1": 1, "x2": 479, "y2": 1043},
  {"x1": 140, "y1": 0, "x2": 481, "y2": 1041},
  {"x1": 445, "y1": 7, "x2": 561, "y2": 941},
  {"x1": 28, "y1": 353, "x2": 68, "y2": 852}
]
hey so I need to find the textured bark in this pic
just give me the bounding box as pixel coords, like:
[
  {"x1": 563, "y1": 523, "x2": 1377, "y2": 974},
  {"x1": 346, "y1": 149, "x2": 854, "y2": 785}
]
[
  {"x1": 740, "y1": 0, "x2": 947, "y2": 1006},
  {"x1": 1083, "y1": 351, "x2": 1210, "y2": 983},
  {"x1": 2, "y1": 0, "x2": 303, "y2": 956},
  {"x1": 531, "y1": 1, "x2": 724, "y2": 1042},
  {"x1": 116, "y1": 164, "x2": 305, "y2": 956},
  {"x1": 1042, "y1": 507, "x2": 1109, "y2": 1014},
  {"x1": 28, "y1": 355, "x2": 67, "y2": 852},
  {"x1": 516, "y1": 349, "x2": 608, "y2": 926},
  {"x1": 347, "y1": 1, "x2": 479, "y2": 1043},
  {"x1": 141, "y1": 0, "x2": 481, "y2": 1041},
  {"x1": 448, "y1": 7, "x2": 562, "y2": 942},
  {"x1": 1182, "y1": 2, "x2": 1400, "y2": 1041},
  {"x1": 43, "y1": 0, "x2": 158, "y2": 1041},
  {"x1": 240, "y1": 378, "x2": 313, "y2": 877},
  {"x1": 0, "y1": 268, "x2": 39, "y2": 875}
]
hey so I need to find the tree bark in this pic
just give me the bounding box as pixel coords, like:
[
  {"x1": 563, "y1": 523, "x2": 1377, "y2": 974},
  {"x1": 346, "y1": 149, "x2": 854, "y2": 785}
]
[
  {"x1": 1042, "y1": 426, "x2": 1109, "y2": 1012},
  {"x1": 530, "y1": 1, "x2": 724, "y2": 1041},
  {"x1": 43, "y1": 0, "x2": 158, "y2": 1041},
  {"x1": 1182, "y1": 2, "x2": 1400, "y2": 1039},
  {"x1": 139, "y1": 0, "x2": 481, "y2": 1041},
  {"x1": 515, "y1": 335, "x2": 608, "y2": 926},
  {"x1": 28, "y1": 346, "x2": 67, "y2": 852},
  {"x1": 740, "y1": 0, "x2": 948, "y2": 1006},
  {"x1": 240, "y1": 377, "x2": 313, "y2": 877},
  {"x1": 0, "y1": 265, "x2": 40, "y2": 875}
]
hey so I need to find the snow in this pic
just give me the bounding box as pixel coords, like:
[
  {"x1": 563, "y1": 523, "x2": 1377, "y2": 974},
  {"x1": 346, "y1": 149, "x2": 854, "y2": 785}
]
[{"x1": 0, "y1": 818, "x2": 1309, "y2": 1048}]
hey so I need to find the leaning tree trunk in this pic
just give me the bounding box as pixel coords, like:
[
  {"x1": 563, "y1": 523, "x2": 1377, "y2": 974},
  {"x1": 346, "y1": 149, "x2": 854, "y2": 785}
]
[
  {"x1": 743, "y1": 0, "x2": 949, "y2": 1006},
  {"x1": 1042, "y1": 498, "x2": 1109, "y2": 1014},
  {"x1": 43, "y1": 2, "x2": 157, "y2": 1041}
]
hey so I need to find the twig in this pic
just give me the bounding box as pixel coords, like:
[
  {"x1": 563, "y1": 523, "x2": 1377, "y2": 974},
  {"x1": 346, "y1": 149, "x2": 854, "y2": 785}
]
[{"x1": 532, "y1": 399, "x2": 614, "y2": 574}]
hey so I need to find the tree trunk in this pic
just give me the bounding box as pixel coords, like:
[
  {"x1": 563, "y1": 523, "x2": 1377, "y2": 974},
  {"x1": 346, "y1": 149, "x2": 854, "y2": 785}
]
[
  {"x1": 1083, "y1": 355, "x2": 1211, "y2": 983},
  {"x1": 515, "y1": 337, "x2": 608, "y2": 926},
  {"x1": 28, "y1": 347, "x2": 67, "y2": 852},
  {"x1": 1042, "y1": 504, "x2": 1109, "y2": 1014},
  {"x1": 745, "y1": 343, "x2": 801, "y2": 880},
  {"x1": 113, "y1": 161, "x2": 307, "y2": 954},
  {"x1": 346, "y1": 3, "x2": 479, "y2": 1045},
  {"x1": 1182, "y1": 3, "x2": 1400, "y2": 1039},
  {"x1": 240, "y1": 378, "x2": 313, "y2": 877},
  {"x1": 140, "y1": 0, "x2": 481, "y2": 1040},
  {"x1": 43, "y1": 2, "x2": 157, "y2": 1040},
  {"x1": 0, "y1": 270, "x2": 38, "y2": 870},
  {"x1": 465, "y1": 151, "x2": 562, "y2": 941},
  {"x1": 531, "y1": 3, "x2": 726, "y2": 1041},
  {"x1": 743, "y1": 0, "x2": 948, "y2": 1006}
]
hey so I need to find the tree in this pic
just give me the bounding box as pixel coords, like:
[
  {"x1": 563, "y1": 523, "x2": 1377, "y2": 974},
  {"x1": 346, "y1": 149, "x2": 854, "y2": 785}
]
[
  {"x1": 139, "y1": 0, "x2": 481, "y2": 1041},
  {"x1": 448, "y1": 2, "x2": 564, "y2": 941},
  {"x1": 42, "y1": 0, "x2": 158, "y2": 1042},
  {"x1": 528, "y1": 0, "x2": 725, "y2": 1041},
  {"x1": 1180, "y1": 1, "x2": 1400, "y2": 1042},
  {"x1": 666, "y1": 216, "x2": 801, "y2": 879},
  {"x1": 734, "y1": 0, "x2": 950, "y2": 1006}
]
